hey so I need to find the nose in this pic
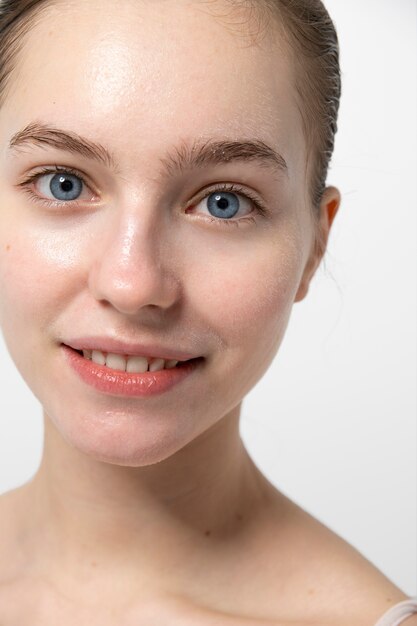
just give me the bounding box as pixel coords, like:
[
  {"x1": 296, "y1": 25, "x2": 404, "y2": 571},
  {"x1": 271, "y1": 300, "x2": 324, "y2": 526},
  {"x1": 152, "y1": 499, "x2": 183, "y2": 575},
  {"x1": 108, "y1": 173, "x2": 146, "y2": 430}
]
[{"x1": 88, "y1": 208, "x2": 181, "y2": 316}]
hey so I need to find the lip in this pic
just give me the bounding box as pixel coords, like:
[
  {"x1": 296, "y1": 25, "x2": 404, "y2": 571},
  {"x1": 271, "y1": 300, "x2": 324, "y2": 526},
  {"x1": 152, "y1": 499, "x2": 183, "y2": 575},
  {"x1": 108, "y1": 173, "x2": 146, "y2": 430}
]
[
  {"x1": 61, "y1": 344, "x2": 204, "y2": 397},
  {"x1": 62, "y1": 337, "x2": 200, "y2": 361}
]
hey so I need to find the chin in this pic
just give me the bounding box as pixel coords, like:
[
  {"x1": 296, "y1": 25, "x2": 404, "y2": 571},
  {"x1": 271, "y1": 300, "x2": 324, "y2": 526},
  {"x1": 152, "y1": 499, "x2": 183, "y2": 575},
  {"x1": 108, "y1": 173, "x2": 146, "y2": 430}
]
[{"x1": 43, "y1": 404, "x2": 199, "y2": 467}]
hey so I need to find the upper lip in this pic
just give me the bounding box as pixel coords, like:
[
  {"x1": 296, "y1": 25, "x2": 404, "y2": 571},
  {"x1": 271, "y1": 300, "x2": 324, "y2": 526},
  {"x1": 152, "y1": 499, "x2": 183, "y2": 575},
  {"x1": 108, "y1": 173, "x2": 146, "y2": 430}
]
[{"x1": 62, "y1": 336, "x2": 200, "y2": 361}]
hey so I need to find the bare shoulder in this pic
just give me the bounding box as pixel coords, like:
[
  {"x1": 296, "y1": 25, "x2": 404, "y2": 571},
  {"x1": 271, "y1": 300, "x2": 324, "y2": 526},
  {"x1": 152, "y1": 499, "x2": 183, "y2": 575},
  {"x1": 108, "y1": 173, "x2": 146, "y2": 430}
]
[
  {"x1": 0, "y1": 485, "x2": 26, "y2": 563},
  {"x1": 0, "y1": 485, "x2": 35, "y2": 617},
  {"x1": 261, "y1": 484, "x2": 411, "y2": 625},
  {"x1": 0, "y1": 480, "x2": 412, "y2": 626}
]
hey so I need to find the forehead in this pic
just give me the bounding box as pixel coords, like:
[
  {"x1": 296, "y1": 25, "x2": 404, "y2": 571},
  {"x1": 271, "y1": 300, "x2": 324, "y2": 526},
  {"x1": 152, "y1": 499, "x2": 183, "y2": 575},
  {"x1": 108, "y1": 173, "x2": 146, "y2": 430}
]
[{"x1": 3, "y1": 0, "x2": 304, "y2": 178}]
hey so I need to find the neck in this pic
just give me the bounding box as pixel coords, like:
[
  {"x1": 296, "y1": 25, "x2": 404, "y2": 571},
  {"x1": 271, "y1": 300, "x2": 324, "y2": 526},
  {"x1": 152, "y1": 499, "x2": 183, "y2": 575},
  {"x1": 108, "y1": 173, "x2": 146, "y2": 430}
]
[{"x1": 18, "y1": 404, "x2": 268, "y2": 605}]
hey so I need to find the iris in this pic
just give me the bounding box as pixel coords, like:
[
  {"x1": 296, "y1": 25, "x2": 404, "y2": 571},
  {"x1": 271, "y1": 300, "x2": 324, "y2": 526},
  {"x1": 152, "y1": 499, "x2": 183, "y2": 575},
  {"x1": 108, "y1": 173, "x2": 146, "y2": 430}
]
[
  {"x1": 207, "y1": 192, "x2": 240, "y2": 219},
  {"x1": 50, "y1": 173, "x2": 83, "y2": 201}
]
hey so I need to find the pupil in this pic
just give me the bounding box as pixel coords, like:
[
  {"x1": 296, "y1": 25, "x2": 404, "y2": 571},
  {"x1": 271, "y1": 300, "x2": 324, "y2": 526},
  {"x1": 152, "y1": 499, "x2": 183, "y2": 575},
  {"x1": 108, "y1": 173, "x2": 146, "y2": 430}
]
[
  {"x1": 217, "y1": 196, "x2": 229, "y2": 210},
  {"x1": 61, "y1": 178, "x2": 73, "y2": 192}
]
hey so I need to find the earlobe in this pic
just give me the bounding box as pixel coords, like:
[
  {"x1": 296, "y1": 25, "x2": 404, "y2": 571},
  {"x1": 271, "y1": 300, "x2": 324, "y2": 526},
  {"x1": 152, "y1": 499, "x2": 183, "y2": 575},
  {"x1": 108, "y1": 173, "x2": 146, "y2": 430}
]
[{"x1": 294, "y1": 186, "x2": 341, "y2": 304}]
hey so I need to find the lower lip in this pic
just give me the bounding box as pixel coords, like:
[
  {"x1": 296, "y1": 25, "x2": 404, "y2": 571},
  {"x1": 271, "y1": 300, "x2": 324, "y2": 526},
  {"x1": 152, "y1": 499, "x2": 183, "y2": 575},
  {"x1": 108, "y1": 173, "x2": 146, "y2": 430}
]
[{"x1": 61, "y1": 344, "x2": 204, "y2": 397}]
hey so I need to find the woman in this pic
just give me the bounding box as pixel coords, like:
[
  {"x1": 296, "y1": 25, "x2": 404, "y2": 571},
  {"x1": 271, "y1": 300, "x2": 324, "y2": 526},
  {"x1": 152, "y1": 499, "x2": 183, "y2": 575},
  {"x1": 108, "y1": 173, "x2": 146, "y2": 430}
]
[{"x1": 0, "y1": 0, "x2": 415, "y2": 624}]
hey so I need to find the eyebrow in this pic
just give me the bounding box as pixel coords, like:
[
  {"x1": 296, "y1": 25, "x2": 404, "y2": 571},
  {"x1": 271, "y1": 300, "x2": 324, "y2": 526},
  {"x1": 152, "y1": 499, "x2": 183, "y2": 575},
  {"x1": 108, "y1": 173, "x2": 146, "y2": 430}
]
[
  {"x1": 9, "y1": 122, "x2": 118, "y2": 171},
  {"x1": 8, "y1": 122, "x2": 288, "y2": 179}
]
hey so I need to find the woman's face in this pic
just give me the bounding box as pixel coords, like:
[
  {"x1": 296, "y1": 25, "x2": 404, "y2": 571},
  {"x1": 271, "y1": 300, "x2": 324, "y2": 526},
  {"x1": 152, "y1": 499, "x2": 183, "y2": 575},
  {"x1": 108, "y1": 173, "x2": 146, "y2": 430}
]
[{"x1": 0, "y1": 0, "x2": 317, "y2": 465}]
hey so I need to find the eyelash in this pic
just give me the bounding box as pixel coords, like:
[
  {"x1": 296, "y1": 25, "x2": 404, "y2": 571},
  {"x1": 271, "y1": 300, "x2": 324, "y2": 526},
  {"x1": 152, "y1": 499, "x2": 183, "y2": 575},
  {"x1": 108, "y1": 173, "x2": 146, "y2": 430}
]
[{"x1": 17, "y1": 165, "x2": 269, "y2": 228}]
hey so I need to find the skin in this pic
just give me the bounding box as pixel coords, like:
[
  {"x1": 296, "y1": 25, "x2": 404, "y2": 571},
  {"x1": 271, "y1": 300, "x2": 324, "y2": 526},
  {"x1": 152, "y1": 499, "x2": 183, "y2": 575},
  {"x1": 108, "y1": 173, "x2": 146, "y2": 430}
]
[{"x1": 0, "y1": 0, "x2": 409, "y2": 624}]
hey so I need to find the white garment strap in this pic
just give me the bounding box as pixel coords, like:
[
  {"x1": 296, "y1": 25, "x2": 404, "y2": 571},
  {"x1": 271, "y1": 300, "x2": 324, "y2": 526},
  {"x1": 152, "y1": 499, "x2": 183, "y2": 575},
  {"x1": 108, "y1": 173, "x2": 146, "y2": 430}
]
[{"x1": 373, "y1": 598, "x2": 417, "y2": 626}]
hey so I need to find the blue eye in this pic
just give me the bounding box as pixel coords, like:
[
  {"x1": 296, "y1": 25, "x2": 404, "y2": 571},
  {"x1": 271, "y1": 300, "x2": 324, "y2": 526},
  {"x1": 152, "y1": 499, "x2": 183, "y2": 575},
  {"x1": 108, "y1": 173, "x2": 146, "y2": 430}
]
[
  {"x1": 206, "y1": 191, "x2": 240, "y2": 219},
  {"x1": 18, "y1": 167, "x2": 269, "y2": 227},
  {"x1": 47, "y1": 172, "x2": 83, "y2": 201},
  {"x1": 17, "y1": 165, "x2": 92, "y2": 208},
  {"x1": 189, "y1": 183, "x2": 267, "y2": 225}
]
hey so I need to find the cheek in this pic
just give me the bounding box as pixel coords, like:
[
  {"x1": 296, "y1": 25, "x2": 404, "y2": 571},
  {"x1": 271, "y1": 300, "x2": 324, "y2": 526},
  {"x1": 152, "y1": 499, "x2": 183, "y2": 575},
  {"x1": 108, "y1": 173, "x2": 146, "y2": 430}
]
[
  {"x1": 180, "y1": 228, "x2": 306, "y2": 411},
  {"x1": 0, "y1": 220, "x2": 81, "y2": 363},
  {"x1": 190, "y1": 229, "x2": 304, "y2": 357}
]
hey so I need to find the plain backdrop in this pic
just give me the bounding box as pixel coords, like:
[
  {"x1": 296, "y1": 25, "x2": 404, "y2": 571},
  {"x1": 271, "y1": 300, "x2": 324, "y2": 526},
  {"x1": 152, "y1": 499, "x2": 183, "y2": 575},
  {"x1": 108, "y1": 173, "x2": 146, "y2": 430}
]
[{"x1": 0, "y1": 0, "x2": 416, "y2": 597}]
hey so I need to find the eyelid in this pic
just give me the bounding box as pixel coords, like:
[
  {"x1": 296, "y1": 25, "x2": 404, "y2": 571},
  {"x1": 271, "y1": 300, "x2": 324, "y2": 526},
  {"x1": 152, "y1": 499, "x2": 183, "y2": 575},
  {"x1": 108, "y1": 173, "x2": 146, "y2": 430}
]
[
  {"x1": 188, "y1": 182, "x2": 269, "y2": 217},
  {"x1": 17, "y1": 166, "x2": 270, "y2": 223},
  {"x1": 18, "y1": 165, "x2": 97, "y2": 198}
]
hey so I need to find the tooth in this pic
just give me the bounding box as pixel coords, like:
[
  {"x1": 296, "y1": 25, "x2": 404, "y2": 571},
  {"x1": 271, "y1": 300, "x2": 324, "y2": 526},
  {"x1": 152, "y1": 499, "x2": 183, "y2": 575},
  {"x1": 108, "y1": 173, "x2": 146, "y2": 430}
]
[
  {"x1": 126, "y1": 356, "x2": 149, "y2": 373},
  {"x1": 105, "y1": 353, "x2": 127, "y2": 372},
  {"x1": 91, "y1": 350, "x2": 106, "y2": 365},
  {"x1": 148, "y1": 358, "x2": 165, "y2": 372},
  {"x1": 165, "y1": 359, "x2": 178, "y2": 369},
  {"x1": 82, "y1": 349, "x2": 92, "y2": 359}
]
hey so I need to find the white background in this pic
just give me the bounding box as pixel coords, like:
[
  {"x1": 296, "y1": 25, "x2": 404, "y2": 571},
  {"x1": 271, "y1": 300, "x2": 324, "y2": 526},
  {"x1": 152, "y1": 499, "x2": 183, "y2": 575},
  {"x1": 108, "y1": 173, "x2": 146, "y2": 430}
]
[{"x1": 0, "y1": 0, "x2": 416, "y2": 597}]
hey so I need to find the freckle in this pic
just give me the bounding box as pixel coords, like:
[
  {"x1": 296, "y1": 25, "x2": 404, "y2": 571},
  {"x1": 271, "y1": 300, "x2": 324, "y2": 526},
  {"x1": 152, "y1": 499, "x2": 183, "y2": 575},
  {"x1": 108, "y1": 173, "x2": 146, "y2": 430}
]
[
  {"x1": 236, "y1": 513, "x2": 243, "y2": 521},
  {"x1": 204, "y1": 530, "x2": 211, "y2": 536},
  {"x1": 91, "y1": 561, "x2": 97, "y2": 567},
  {"x1": 6, "y1": 245, "x2": 10, "y2": 251},
  {"x1": 308, "y1": 588, "x2": 315, "y2": 595}
]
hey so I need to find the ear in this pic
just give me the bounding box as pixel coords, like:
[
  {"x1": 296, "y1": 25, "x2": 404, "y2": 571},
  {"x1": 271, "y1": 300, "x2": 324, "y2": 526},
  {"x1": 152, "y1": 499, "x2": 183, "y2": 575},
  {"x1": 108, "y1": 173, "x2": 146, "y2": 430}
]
[{"x1": 294, "y1": 186, "x2": 341, "y2": 303}]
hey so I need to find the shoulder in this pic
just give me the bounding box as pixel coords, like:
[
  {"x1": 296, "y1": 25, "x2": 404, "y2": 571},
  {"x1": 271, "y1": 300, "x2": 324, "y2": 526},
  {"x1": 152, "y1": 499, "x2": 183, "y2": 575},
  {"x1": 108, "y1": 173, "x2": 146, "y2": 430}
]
[
  {"x1": 0, "y1": 485, "x2": 31, "y2": 581},
  {"x1": 258, "y1": 485, "x2": 410, "y2": 625},
  {"x1": 0, "y1": 486, "x2": 34, "y2": 621},
  {"x1": 0, "y1": 486, "x2": 22, "y2": 548}
]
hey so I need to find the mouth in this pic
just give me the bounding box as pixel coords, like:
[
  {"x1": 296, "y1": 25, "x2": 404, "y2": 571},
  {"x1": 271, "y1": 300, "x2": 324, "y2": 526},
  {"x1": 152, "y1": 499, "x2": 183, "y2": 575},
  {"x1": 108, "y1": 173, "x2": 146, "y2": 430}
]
[
  {"x1": 61, "y1": 343, "x2": 205, "y2": 397},
  {"x1": 63, "y1": 343, "x2": 204, "y2": 373}
]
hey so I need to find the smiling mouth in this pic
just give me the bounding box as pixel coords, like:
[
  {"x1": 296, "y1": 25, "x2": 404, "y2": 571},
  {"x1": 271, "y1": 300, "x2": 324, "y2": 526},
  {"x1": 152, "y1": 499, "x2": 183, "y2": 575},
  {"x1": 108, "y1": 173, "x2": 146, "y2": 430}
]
[
  {"x1": 61, "y1": 343, "x2": 205, "y2": 397},
  {"x1": 66, "y1": 344, "x2": 203, "y2": 373}
]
